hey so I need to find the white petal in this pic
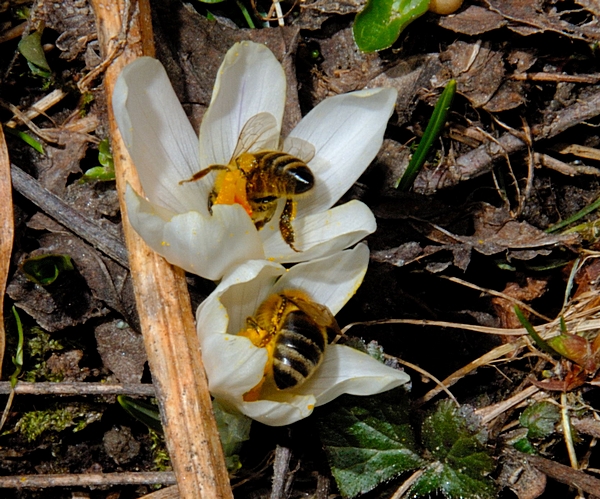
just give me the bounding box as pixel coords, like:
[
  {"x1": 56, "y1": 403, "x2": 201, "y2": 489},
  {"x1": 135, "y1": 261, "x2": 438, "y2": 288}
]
[
  {"x1": 113, "y1": 57, "x2": 209, "y2": 214},
  {"x1": 199, "y1": 41, "x2": 286, "y2": 168},
  {"x1": 289, "y1": 88, "x2": 398, "y2": 215},
  {"x1": 295, "y1": 345, "x2": 411, "y2": 406},
  {"x1": 125, "y1": 185, "x2": 264, "y2": 280},
  {"x1": 261, "y1": 200, "x2": 376, "y2": 263},
  {"x1": 271, "y1": 244, "x2": 369, "y2": 315},
  {"x1": 218, "y1": 262, "x2": 284, "y2": 335},
  {"x1": 202, "y1": 333, "x2": 268, "y2": 398},
  {"x1": 196, "y1": 260, "x2": 285, "y2": 396},
  {"x1": 234, "y1": 394, "x2": 317, "y2": 426}
]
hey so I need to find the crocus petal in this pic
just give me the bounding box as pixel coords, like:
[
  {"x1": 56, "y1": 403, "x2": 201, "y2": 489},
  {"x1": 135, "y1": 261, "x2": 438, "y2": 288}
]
[
  {"x1": 261, "y1": 200, "x2": 376, "y2": 263},
  {"x1": 196, "y1": 259, "x2": 285, "y2": 396},
  {"x1": 294, "y1": 345, "x2": 411, "y2": 405},
  {"x1": 271, "y1": 244, "x2": 369, "y2": 315},
  {"x1": 125, "y1": 185, "x2": 264, "y2": 280},
  {"x1": 113, "y1": 57, "x2": 210, "y2": 214},
  {"x1": 289, "y1": 88, "x2": 398, "y2": 216},
  {"x1": 236, "y1": 394, "x2": 317, "y2": 427},
  {"x1": 203, "y1": 333, "x2": 268, "y2": 398},
  {"x1": 217, "y1": 261, "x2": 284, "y2": 335},
  {"x1": 199, "y1": 41, "x2": 286, "y2": 169}
]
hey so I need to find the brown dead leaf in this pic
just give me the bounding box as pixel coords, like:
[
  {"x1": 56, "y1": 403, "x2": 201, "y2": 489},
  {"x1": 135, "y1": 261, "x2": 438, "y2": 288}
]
[
  {"x1": 369, "y1": 54, "x2": 443, "y2": 124},
  {"x1": 311, "y1": 27, "x2": 382, "y2": 97},
  {"x1": 438, "y1": 5, "x2": 507, "y2": 35},
  {"x1": 484, "y1": 0, "x2": 600, "y2": 42},
  {"x1": 95, "y1": 320, "x2": 147, "y2": 383},
  {"x1": 298, "y1": 0, "x2": 364, "y2": 30},
  {"x1": 372, "y1": 203, "x2": 579, "y2": 272},
  {"x1": 492, "y1": 278, "x2": 548, "y2": 329},
  {"x1": 499, "y1": 448, "x2": 547, "y2": 499},
  {"x1": 47, "y1": 350, "x2": 89, "y2": 381},
  {"x1": 36, "y1": 0, "x2": 97, "y2": 60},
  {"x1": 440, "y1": 40, "x2": 504, "y2": 109},
  {"x1": 103, "y1": 426, "x2": 141, "y2": 465}
]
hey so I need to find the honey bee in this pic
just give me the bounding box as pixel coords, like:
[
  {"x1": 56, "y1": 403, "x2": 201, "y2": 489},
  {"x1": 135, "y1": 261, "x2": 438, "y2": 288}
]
[
  {"x1": 180, "y1": 112, "x2": 315, "y2": 251},
  {"x1": 239, "y1": 290, "x2": 340, "y2": 400}
]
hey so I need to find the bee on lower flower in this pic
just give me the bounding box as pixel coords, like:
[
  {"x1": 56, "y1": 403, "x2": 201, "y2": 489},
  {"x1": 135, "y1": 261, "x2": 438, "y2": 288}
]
[
  {"x1": 239, "y1": 289, "x2": 339, "y2": 401},
  {"x1": 196, "y1": 245, "x2": 410, "y2": 426}
]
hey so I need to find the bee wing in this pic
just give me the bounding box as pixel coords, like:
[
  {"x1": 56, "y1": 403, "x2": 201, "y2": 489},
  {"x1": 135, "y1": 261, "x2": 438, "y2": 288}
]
[
  {"x1": 282, "y1": 136, "x2": 316, "y2": 163},
  {"x1": 292, "y1": 296, "x2": 339, "y2": 332},
  {"x1": 231, "y1": 112, "x2": 280, "y2": 159}
]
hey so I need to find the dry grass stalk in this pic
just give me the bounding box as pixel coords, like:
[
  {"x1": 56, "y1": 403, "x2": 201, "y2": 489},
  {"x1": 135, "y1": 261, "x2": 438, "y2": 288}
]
[
  {"x1": 91, "y1": 0, "x2": 233, "y2": 497},
  {"x1": 0, "y1": 125, "x2": 13, "y2": 378}
]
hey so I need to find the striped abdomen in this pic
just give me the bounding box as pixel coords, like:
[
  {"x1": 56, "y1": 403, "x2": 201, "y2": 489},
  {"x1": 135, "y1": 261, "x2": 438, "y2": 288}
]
[
  {"x1": 272, "y1": 310, "x2": 327, "y2": 390},
  {"x1": 245, "y1": 151, "x2": 314, "y2": 198}
]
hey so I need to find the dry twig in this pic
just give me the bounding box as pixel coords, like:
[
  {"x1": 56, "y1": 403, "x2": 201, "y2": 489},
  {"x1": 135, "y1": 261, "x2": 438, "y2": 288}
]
[
  {"x1": 91, "y1": 0, "x2": 233, "y2": 497},
  {"x1": 0, "y1": 125, "x2": 13, "y2": 376}
]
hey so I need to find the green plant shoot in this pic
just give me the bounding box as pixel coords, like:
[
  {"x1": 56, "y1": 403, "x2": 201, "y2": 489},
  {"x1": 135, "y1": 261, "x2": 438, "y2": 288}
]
[
  {"x1": 396, "y1": 79, "x2": 456, "y2": 190},
  {"x1": 21, "y1": 254, "x2": 74, "y2": 286},
  {"x1": 10, "y1": 307, "x2": 24, "y2": 389},
  {"x1": 3, "y1": 126, "x2": 44, "y2": 154},
  {"x1": 354, "y1": 0, "x2": 430, "y2": 53}
]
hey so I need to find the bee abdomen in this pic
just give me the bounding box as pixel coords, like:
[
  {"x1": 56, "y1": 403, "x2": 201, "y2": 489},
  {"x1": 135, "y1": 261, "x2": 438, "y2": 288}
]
[
  {"x1": 272, "y1": 311, "x2": 326, "y2": 390},
  {"x1": 250, "y1": 152, "x2": 314, "y2": 195}
]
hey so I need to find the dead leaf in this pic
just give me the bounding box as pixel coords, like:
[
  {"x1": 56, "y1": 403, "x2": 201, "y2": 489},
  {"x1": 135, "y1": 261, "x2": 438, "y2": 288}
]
[
  {"x1": 499, "y1": 448, "x2": 547, "y2": 499},
  {"x1": 484, "y1": 0, "x2": 600, "y2": 42},
  {"x1": 438, "y1": 5, "x2": 506, "y2": 35},
  {"x1": 440, "y1": 40, "x2": 504, "y2": 108},
  {"x1": 492, "y1": 278, "x2": 548, "y2": 329},
  {"x1": 95, "y1": 320, "x2": 147, "y2": 383}
]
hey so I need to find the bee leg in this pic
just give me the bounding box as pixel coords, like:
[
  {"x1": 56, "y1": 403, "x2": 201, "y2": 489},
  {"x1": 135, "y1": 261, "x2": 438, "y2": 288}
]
[
  {"x1": 243, "y1": 317, "x2": 272, "y2": 347},
  {"x1": 207, "y1": 189, "x2": 217, "y2": 214},
  {"x1": 178, "y1": 165, "x2": 229, "y2": 185},
  {"x1": 279, "y1": 198, "x2": 300, "y2": 252}
]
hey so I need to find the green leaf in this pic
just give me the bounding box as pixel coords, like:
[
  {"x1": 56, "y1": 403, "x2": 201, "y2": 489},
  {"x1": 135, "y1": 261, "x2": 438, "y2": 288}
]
[
  {"x1": 18, "y1": 27, "x2": 51, "y2": 71},
  {"x1": 213, "y1": 399, "x2": 252, "y2": 473},
  {"x1": 396, "y1": 79, "x2": 456, "y2": 190},
  {"x1": 3, "y1": 126, "x2": 44, "y2": 154},
  {"x1": 411, "y1": 400, "x2": 496, "y2": 499},
  {"x1": 514, "y1": 306, "x2": 556, "y2": 356},
  {"x1": 10, "y1": 307, "x2": 24, "y2": 389},
  {"x1": 316, "y1": 389, "x2": 423, "y2": 498},
  {"x1": 117, "y1": 396, "x2": 163, "y2": 434},
  {"x1": 353, "y1": 0, "x2": 430, "y2": 53},
  {"x1": 81, "y1": 139, "x2": 115, "y2": 182},
  {"x1": 519, "y1": 401, "x2": 560, "y2": 440},
  {"x1": 21, "y1": 254, "x2": 74, "y2": 286}
]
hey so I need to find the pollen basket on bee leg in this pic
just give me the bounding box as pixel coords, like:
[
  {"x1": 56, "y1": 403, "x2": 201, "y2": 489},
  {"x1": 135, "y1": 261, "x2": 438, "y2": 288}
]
[{"x1": 212, "y1": 169, "x2": 253, "y2": 216}]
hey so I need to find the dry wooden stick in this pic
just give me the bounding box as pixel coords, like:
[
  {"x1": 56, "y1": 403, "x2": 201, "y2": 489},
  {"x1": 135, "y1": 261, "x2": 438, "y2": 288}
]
[
  {"x1": 91, "y1": 0, "x2": 233, "y2": 498},
  {"x1": 0, "y1": 472, "x2": 176, "y2": 488},
  {"x1": 0, "y1": 125, "x2": 13, "y2": 378},
  {"x1": 0, "y1": 381, "x2": 156, "y2": 396},
  {"x1": 10, "y1": 164, "x2": 128, "y2": 267}
]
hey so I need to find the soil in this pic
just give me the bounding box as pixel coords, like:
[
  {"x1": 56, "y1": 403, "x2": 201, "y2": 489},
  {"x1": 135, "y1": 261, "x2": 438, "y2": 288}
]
[{"x1": 2, "y1": 0, "x2": 600, "y2": 498}]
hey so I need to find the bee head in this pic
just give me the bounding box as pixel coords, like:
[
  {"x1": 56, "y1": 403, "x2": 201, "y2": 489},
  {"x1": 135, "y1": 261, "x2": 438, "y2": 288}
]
[{"x1": 286, "y1": 166, "x2": 314, "y2": 194}]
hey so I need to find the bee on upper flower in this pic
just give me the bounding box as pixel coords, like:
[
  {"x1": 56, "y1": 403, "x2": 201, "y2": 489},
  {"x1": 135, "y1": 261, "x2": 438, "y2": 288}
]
[{"x1": 112, "y1": 41, "x2": 397, "y2": 281}]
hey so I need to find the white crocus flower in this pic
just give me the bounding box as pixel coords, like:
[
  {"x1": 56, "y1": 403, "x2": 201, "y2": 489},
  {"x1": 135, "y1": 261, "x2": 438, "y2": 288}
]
[
  {"x1": 197, "y1": 244, "x2": 410, "y2": 426},
  {"x1": 112, "y1": 41, "x2": 397, "y2": 281}
]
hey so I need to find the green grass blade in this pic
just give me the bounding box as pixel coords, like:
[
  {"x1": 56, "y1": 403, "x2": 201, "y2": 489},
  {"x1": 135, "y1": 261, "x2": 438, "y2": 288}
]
[
  {"x1": 545, "y1": 196, "x2": 600, "y2": 233},
  {"x1": 10, "y1": 307, "x2": 24, "y2": 389},
  {"x1": 3, "y1": 126, "x2": 44, "y2": 154},
  {"x1": 514, "y1": 306, "x2": 555, "y2": 356},
  {"x1": 396, "y1": 79, "x2": 456, "y2": 191}
]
